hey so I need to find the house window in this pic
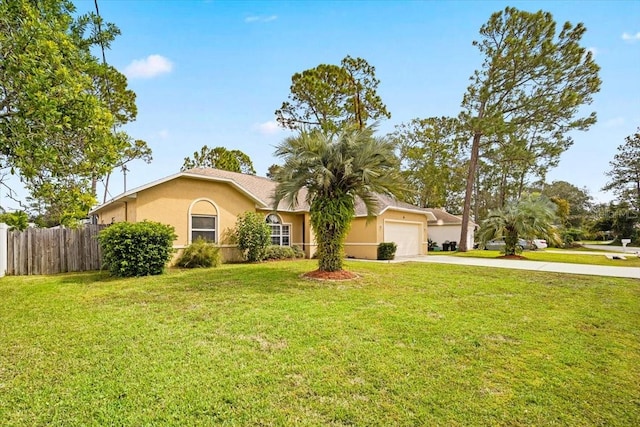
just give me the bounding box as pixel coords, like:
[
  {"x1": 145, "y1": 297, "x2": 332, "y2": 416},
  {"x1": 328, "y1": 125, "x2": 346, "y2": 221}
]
[
  {"x1": 191, "y1": 215, "x2": 216, "y2": 243},
  {"x1": 266, "y1": 213, "x2": 290, "y2": 246}
]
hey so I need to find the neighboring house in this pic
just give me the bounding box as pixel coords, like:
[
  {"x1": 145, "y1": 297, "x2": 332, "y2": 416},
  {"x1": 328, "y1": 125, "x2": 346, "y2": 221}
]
[
  {"x1": 89, "y1": 168, "x2": 437, "y2": 262},
  {"x1": 425, "y1": 208, "x2": 477, "y2": 250}
]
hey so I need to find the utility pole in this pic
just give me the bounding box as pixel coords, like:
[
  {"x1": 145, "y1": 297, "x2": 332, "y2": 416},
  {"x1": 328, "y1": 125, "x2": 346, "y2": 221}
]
[{"x1": 122, "y1": 164, "x2": 128, "y2": 192}]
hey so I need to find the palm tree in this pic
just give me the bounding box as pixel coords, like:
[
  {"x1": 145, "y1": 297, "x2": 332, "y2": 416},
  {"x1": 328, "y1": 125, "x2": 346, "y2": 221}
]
[
  {"x1": 273, "y1": 126, "x2": 405, "y2": 272},
  {"x1": 479, "y1": 195, "x2": 560, "y2": 256}
]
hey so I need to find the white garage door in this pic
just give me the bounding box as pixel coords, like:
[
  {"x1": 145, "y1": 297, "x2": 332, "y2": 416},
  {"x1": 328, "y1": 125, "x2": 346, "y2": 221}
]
[{"x1": 384, "y1": 222, "x2": 422, "y2": 257}]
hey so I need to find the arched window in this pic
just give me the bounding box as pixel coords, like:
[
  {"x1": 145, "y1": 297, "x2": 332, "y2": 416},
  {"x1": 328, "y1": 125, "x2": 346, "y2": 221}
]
[
  {"x1": 266, "y1": 213, "x2": 290, "y2": 246},
  {"x1": 189, "y1": 199, "x2": 218, "y2": 243}
]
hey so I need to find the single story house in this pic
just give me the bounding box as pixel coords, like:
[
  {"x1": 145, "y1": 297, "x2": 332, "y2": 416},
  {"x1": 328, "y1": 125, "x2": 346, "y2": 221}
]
[
  {"x1": 425, "y1": 208, "x2": 477, "y2": 250},
  {"x1": 89, "y1": 167, "x2": 438, "y2": 262}
]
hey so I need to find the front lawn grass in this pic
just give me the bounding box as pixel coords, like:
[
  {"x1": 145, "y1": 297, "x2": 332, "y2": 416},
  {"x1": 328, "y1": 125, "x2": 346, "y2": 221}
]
[
  {"x1": 441, "y1": 249, "x2": 640, "y2": 267},
  {"x1": 1, "y1": 261, "x2": 638, "y2": 425}
]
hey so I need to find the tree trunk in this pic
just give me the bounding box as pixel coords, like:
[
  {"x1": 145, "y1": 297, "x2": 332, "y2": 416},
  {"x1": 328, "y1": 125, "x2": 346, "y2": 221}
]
[
  {"x1": 459, "y1": 131, "x2": 482, "y2": 252},
  {"x1": 310, "y1": 196, "x2": 353, "y2": 271}
]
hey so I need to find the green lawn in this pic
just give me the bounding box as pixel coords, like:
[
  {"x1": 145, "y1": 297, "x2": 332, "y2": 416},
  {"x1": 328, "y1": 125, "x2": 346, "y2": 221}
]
[
  {"x1": 1, "y1": 261, "x2": 638, "y2": 426},
  {"x1": 435, "y1": 248, "x2": 640, "y2": 267}
]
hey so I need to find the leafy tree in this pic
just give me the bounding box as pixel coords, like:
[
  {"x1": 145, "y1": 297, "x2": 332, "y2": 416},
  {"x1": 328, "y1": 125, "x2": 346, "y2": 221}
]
[
  {"x1": 477, "y1": 121, "x2": 578, "y2": 210},
  {"x1": 602, "y1": 128, "x2": 640, "y2": 208},
  {"x1": 181, "y1": 146, "x2": 256, "y2": 175},
  {"x1": 542, "y1": 180, "x2": 592, "y2": 227},
  {"x1": 0, "y1": 211, "x2": 29, "y2": 231},
  {"x1": 235, "y1": 211, "x2": 271, "y2": 262},
  {"x1": 479, "y1": 195, "x2": 559, "y2": 256},
  {"x1": 609, "y1": 202, "x2": 638, "y2": 243},
  {"x1": 266, "y1": 164, "x2": 282, "y2": 179},
  {"x1": 0, "y1": 0, "x2": 148, "y2": 223},
  {"x1": 590, "y1": 201, "x2": 639, "y2": 243},
  {"x1": 458, "y1": 7, "x2": 601, "y2": 251},
  {"x1": 273, "y1": 126, "x2": 405, "y2": 272},
  {"x1": 392, "y1": 117, "x2": 466, "y2": 211},
  {"x1": 588, "y1": 202, "x2": 614, "y2": 240},
  {"x1": 275, "y1": 56, "x2": 390, "y2": 134},
  {"x1": 29, "y1": 181, "x2": 95, "y2": 227},
  {"x1": 550, "y1": 197, "x2": 570, "y2": 226}
]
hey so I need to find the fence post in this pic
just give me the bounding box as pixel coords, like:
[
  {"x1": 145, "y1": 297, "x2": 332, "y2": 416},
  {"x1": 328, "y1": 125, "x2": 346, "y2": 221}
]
[{"x1": 0, "y1": 223, "x2": 7, "y2": 277}]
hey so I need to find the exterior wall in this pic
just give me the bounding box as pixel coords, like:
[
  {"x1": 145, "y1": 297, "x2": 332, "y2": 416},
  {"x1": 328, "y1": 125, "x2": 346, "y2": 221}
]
[
  {"x1": 344, "y1": 217, "x2": 378, "y2": 259},
  {"x1": 135, "y1": 177, "x2": 257, "y2": 248},
  {"x1": 304, "y1": 214, "x2": 317, "y2": 259},
  {"x1": 342, "y1": 210, "x2": 429, "y2": 259},
  {"x1": 427, "y1": 222, "x2": 475, "y2": 250},
  {"x1": 378, "y1": 210, "x2": 429, "y2": 256},
  {"x1": 274, "y1": 211, "x2": 304, "y2": 249},
  {"x1": 96, "y1": 199, "x2": 136, "y2": 225}
]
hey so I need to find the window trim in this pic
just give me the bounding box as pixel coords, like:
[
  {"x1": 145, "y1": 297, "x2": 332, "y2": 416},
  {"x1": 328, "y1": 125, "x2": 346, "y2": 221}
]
[
  {"x1": 191, "y1": 214, "x2": 217, "y2": 243},
  {"x1": 188, "y1": 198, "x2": 219, "y2": 244},
  {"x1": 266, "y1": 213, "x2": 291, "y2": 246}
]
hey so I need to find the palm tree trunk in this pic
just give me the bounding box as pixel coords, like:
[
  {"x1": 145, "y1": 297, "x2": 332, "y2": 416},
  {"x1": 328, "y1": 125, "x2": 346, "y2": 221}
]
[{"x1": 310, "y1": 196, "x2": 354, "y2": 272}]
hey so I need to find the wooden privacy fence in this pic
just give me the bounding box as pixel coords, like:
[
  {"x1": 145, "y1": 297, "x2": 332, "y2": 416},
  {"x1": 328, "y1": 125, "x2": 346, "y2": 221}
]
[{"x1": 6, "y1": 225, "x2": 106, "y2": 275}]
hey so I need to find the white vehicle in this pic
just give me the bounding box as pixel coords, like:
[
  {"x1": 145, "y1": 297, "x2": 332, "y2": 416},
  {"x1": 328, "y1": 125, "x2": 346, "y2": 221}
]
[{"x1": 531, "y1": 239, "x2": 548, "y2": 249}]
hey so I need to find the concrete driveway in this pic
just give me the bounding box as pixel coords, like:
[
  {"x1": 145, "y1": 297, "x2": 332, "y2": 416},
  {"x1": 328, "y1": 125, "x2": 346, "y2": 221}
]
[
  {"x1": 387, "y1": 255, "x2": 640, "y2": 279},
  {"x1": 581, "y1": 244, "x2": 631, "y2": 253}
]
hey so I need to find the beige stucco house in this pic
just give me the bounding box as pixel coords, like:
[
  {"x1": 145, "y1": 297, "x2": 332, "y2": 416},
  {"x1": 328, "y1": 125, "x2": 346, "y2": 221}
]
[
  {"x1": 425, "y1": 208, "x2": 477, "y2": 250},
  {"x1": 89, "y1": 168, "x2": 437, "y2": 262}
]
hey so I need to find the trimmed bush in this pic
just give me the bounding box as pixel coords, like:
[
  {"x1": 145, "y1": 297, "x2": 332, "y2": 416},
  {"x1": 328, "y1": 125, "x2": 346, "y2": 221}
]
[
  {"x1": 377, "y1": 242, "x2": 397, "y2": 260},
  {"x1": 175, "y1": 237, "x2": 221, "y2": 268},
  {"x1": 291, "y1": 245, "x2": 305, "y2": 258},
  {"x1": 98, "y1": 221, "x2": 176, "y2": 277},
  {"x1": 264, "y1": 245, "x2": 294, "y2": 260},
  {"x1": 264, "y1": 245, "x2": 306, "y2": 260},
  {"x1": 235, "y1": 211, "x2": 271, "y2": 262}
]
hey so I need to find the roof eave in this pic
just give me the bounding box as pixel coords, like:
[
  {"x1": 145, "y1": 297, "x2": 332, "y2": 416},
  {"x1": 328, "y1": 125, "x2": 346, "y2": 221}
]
[
  {"x1": 362, "y1": 206, "x2": 438, "y2": 221},
  {"x1": 89, "y1": 171, "x2": 269, "y2": 215}
]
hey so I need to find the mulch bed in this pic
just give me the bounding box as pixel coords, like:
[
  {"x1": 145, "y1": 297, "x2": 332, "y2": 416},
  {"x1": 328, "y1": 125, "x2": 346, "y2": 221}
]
[{"x1": 302, "y1": 269, "x2": 359, "y2": 281}]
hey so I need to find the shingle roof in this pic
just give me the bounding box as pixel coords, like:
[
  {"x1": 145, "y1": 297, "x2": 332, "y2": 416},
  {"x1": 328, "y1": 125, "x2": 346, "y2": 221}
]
[
  {"x1": 91, "y1": 167, "x2": 435, "y2": 220},
  {"x1": 424, "y1": 207, "x2": 475, "y2": 225}
]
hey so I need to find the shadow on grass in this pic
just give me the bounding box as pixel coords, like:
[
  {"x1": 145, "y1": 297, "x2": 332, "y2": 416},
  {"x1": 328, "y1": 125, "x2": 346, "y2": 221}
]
[
  {"x1": 39, "y1": 260, "x2": 367, "y2": 295},
  {"x1": 172, "y1": 260, "x2": 366, "y2": 294},
  {"x1": 54, "y1": 270, "x2": 117, "y2": 285}
]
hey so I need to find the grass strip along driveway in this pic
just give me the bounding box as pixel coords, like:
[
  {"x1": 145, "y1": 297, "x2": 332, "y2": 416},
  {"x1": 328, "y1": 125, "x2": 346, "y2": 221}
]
[
  {"x1": 1, "y1": 260, "x2": 638, "y2": 425},
  {"x1": 437, "y1": 248, "x2": 640, "y2": 268}
]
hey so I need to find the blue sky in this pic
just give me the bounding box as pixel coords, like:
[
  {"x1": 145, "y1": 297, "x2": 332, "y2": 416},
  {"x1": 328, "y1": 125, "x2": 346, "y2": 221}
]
[{"x1": 5, "y1": 0, "x2": 640, "y2": 209}]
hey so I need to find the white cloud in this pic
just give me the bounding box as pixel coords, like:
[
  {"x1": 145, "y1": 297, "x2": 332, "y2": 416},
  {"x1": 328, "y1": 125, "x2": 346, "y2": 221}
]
[
  {"x1": 622, "y1": 32, "x2": 640, "y2": 42},
  {"x1": 254, "y1": 121, "x2": 283, "y2": 135},
  {"x1": 604, "y1": 117, "x2": 625, "y2": 128},
  {"x1": 245, "y1": 15, "x2": 277, "y2": 23},
  {"x1": 157, "y1": 129, "x2": 169, "y2": 139},
  {"x1": 124, "y1": 55, "x2": 173, "y2": 79}
]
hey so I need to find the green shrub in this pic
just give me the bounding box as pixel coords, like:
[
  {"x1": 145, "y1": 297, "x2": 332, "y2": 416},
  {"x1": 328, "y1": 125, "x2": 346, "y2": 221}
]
[
  {"x1": 291, "y1": 245, "x2": 305, "y2": 258},
  {"x1": 264, "y1": 245, "x2": 293, "y2": 260},
  {"x1": 377, "y1": 242, "x2": 397, "y2": 260},
  {"x1": 98, "y1": 221, "x2": 176, "y2": 277},
  {"x1": 175, "y1": 237, "x2": 221, "y2": 268},
  {"x1": 0, "y1": 211, "x2": 29, "y2": 231},
  {"x1": 264, "y1": 245, "x2": 306, "y2": 260},
  {"x1": 235, "y1": 211, "x2": 271, "y2": 262}
]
